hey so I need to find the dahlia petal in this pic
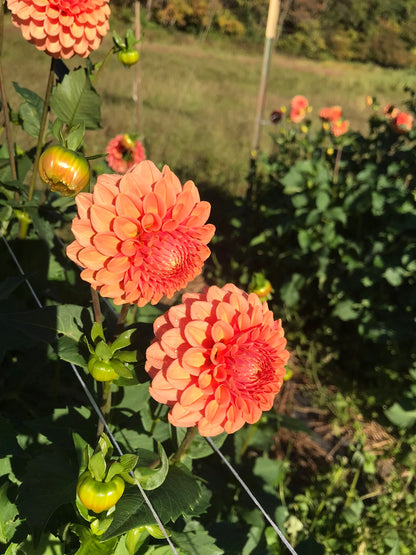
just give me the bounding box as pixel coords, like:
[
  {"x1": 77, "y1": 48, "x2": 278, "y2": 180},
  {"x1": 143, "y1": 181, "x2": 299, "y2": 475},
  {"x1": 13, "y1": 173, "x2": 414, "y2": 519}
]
[
  {"x1": 223, "y1": 407, "x2": 245, "y2": 434},
  {"x1": 237, "y1": 313, "x2": 251, "y2": 331},
  {"x1": 198, "y1": 370, "x2": 212, "y2": 390},
  {"x1": 120, "y1": 239, "x2": 136, "y2": 257},
  {"x1": 145, "y1": 342, "x2": 167, "y2": 370},
  {"x1": 211, "y1": 320, "x2": 234, "y2": 343},
  {"x1": 179, "y1": 384, "x2": 206, "y2": 408},
  {"x1": 95, "y1": 268, "x2": 124, "y2": 285},
  {"x1": 80, "y1": 268, "x2": 97, "y2": 286},
  {"x1": 182, "y1": 347, "x2": 207, "y2": 373},
  {"x1": 44, "y1": 18, "x2": 60, "y2": 36},
  {"x1": 190, "y1": 300, "x2": 213, "y2": 321},
  {"x1": 215, "y1": 384, "x2": 232, "y2": 406},
  {"x1": 30, "y1": 21, "x2": 46, "y2": 39},
  {"x1": 166, "y1": 359, "x2": 191, "y2": 389},
  {"x1": 204, "y1": 399, "x2": 227, "y2": 425},
  {"x1": 59, "y1": 29, "x2": 75, "y2": 48},
  {"x1": 119, "y1": 171, "x2": 151, "y2": 199},
  {"x1": 206, "y1": 286, "x2": 227, "y2": 303},
  {"x1": 167, "y1": 304, "x2": 187, "y2": 328},
  {"x1": 77, "y1": 246, "x2": 108, "y2": 270},
  {"x1": 90, "y1": 204, "x2": 115, "y2": 232},
  {"x1": 149, "y1": 379, "x2": 178, "y2": 404},
  {"x1": 115, "y1": 193, "x2": 142, "y2": 219},
  {"x1": 171, "y1": 189, "x2": 194, "y2": 223},
  {"x1": 113, "y1": 216, "x2": 139, "y2": 240},
  {"x1": 169, "y1": 403, "x2": 201, "y2": 427},
  {"x1": 154, "y1": 176, "x2": 177, "y2": 210},
  {"x1": 100, "y1": 283, "x2": 125, "y2": 299},
  {"x1": 161, "y1": 165, "x2": 182, "y2": 196},
  {"x1": 143, "y1": 191, "x2": 166, "y2": 219},
  {"x1": 71, "y1": 218, "x2": 94, "y2": 247},
  {"x1": 153, "y1": 313, "x2": 171, "y2": 337},
  {"x1": 70, "y1": 21, "x2": 84, "y2": 38},
  {"x1": 106, "y1": 255, "x2": 131, "y2": 274},
  {"x1": 59, "y1": 13, "x2": 74, "y2": 26},
  {"x1": 132, "y1": 160, "x2": 162, "y2": 187},
  {"x1": 184, "y1": 320, "x2": 210, "y2": 347},
  {"x1": 215, "y1": 302, "x2": 236, "y2": 325},
  {"x1": 182, "y1": 180, "x2": 200, "y2": 204},
  {"x1": 186, "y1": 201, "x2": 211, "y2": 227},
  {"x1": 197, "y1": 418, "x2": 224, "y2": 437},
  {"x1": 66, "y1": 241, "x2": 83, "y2": 264},
  {"x1": 160, "y1": 328, "x2": 185, "y2": 359},
  {"x1": 85, "y1": 24, "x2": 96, "y2": 41},
  {"x1": 93, "y1": 232, "x2": 120, "y2": 256},
  {"x1": 75, "y1": 192, "x2": 93, "y2": 219},
  {"x1": 141, "y1": 212, "x2": 162, "y2": 232},
  {"x1": 229, "y1": 291, "x2": 249, "y2": 314},
  {"x1": 93, "y1": 177, "x2": 120, "y2": 206}
]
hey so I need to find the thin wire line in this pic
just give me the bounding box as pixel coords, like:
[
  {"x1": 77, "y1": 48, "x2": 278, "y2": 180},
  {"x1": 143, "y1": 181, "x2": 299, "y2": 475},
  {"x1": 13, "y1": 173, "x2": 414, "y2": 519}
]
[
  {"x1": 205, "y1": 437, "x2": 299, "y2": 555},
  {"x1": 1, "y1": 229, "x2": 178, "y2": 555}
]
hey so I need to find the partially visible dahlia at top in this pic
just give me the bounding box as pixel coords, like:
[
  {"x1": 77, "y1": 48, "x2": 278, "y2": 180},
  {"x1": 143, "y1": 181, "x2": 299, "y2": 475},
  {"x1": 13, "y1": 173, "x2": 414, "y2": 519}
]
[
  {"x1": 145, "y1": 284, "x2": 290, "y2": 437},
  {"x1": 7, "y1": 0, "x2": 110, "y2": 59},
  {"x1": 66, "y1": 161, "x2": 215, "y2": 307}
]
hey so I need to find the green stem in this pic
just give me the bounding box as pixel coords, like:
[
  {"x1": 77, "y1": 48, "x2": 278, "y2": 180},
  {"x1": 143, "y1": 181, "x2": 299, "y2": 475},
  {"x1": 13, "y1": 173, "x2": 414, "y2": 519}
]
[
  {"x1": 114, "y1": 303, "x2": 130, "y2": 337},
  {"x1": 0, "y1": 1, "x2": 17, "y2": 185},
  {"x1": 92, "y1": 46, "x2": 115, "y2": 85},
  {"x1": 171, "y1": 427, "x2": 198, "y2": 463},
  {"x1": 97, "y1": 381, "x2": 112, "y2": 437},
  {"x1": 28, "y1": 57, "x2": 55, "y2": 202},
  {"x1": 333, "y1": 146, "x2": 343, "y2": 185},
  {"x1": 90, "y1": 287, "x2": 102, "y2": 325}
]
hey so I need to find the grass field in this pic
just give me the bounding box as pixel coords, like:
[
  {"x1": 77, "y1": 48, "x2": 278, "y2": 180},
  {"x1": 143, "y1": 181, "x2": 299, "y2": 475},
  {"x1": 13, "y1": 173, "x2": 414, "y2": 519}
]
[{"x1": 3, "y1": 14, "x2": 416, "y2": 195}]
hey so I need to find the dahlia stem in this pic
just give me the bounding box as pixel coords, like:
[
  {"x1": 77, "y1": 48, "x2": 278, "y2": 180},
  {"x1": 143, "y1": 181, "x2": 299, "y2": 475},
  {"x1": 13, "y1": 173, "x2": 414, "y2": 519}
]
[
  {"x1": 333, "y1": 146, "x2": 343, "y2": 185},
  {"x1": 114, "y1": 303, "x2": 130, "y2": 337},
  {"x1": 91, "y1": 46, "x2": 115, "y2": 86},
  {"x1": 97, "y1": 381, "x2": 112, "y2": 437},
  {"x1": 28, "y1": 57, "x2": 55, "y2": 202},
  {"x1": 0, "y1": 1, "x2": 18, "y2": 187},
  {"x1": 171, "y1": 426, "x2": 198, "y2": 463},
  {"x1": 90, "y1": 287, "x2": 102, "y2": 325}
]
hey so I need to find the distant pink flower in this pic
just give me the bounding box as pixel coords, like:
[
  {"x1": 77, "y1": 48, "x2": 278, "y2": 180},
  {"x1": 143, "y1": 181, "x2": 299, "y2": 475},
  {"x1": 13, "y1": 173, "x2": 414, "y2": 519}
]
[
  {"x1": 319, "y1": 106, "x2": 342, "y2": 122},
  {"x1": 384, "y1": 104, "x2": 399, "y2": 120},
  {"x1": 145, "y1": 284, "x2": 290, "y2": 437},
  {"x1": 106, "y1": 134, "x2": 146, "y2": 174},
  {"x1": 290, "y1": 95, "x2": 309, "y2": 123},
  {"x1": 330, "y1": 119, "x2": 349, "y2": 137},
  {"x1": 392, "y1": 111, "x2": 413, "y2": 134}
]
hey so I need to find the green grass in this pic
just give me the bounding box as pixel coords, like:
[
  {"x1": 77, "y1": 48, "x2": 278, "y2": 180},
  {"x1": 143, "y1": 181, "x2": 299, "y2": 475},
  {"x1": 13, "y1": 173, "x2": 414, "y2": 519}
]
[{"x1": 3, "y1": 14, "x2": 416, "y2": 194}]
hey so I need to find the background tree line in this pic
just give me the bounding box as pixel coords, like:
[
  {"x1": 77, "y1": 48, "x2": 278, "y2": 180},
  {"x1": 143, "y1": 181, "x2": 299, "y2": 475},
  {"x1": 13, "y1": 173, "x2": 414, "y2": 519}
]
[{"x1": 115, "y1": 0, "x2": 416, "y2": 68}]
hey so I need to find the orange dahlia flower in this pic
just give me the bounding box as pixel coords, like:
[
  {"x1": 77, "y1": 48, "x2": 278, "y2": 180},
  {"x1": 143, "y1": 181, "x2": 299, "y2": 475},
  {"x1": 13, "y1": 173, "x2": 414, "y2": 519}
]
[
  {"x1": 145, "y1": 284, "x2": 290, "y2": 437},
  {"x1": 319, "y1": 106, "x2": 342, "y2": 122},
  {"x1": 392, "y1": 111, "x2": 413, "y2": 134},
  {"x1": 330, "y1": 119, "x2": 349, "y2": 137},
  {"x1": 106, "y1": 134, "x2": 146, "y2": 174},
  {"x1": 7, "y1": 0, "x2": 110, "y2": 59},
  {"x1": 290, "y1": 95, "x2": 309, "y2": 123},
  {"x1": 66, "y1": 160, "x2": 215, "y2": 306}
]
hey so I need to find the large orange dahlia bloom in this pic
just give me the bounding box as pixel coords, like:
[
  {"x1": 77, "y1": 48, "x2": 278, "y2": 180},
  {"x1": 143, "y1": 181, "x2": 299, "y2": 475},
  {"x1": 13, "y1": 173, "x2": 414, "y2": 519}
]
[
  {"x1": 145, "y1": 284, "x2": 290, "y2": 437},
  {"x1": 7, "y1": 0, "x2": 110, "y2": 59},
  {"x1": 66, "y1": 160, "x2": 215, "y2": 306}
]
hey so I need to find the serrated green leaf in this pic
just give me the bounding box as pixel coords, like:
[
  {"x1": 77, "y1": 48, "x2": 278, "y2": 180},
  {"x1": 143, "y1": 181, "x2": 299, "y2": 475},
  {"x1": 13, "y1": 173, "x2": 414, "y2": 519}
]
[
  {"x1": 50, "y1": 68, "x2": 101, "y2": 129},
  {"x1": 332, "y1": 300, "x2": 358, "y2": 321},
  {"x1": 172, "y1": 526, "x2": 224, "y2": 555},
  {"x1": 66, "y1": 122, "x2": 86, "y2": 151},
  {"x1": 102, "y1": 465, "x2": 202, "y2": 540}
]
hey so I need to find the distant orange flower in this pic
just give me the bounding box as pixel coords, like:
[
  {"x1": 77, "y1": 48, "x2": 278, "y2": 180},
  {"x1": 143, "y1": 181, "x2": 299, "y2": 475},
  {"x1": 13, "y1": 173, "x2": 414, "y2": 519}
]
[
  {"x1": 290, "y1": 95, "x2": 309, "y2": 123},
  {"x1": 66, "y1": 161, "x2": 215, "y2": 306},
  {"x1": 392, "y1": 111, "x2": 413, "y2": 134},
  {"x1": 106, "y1": 134, "x2": 146, "y2": 174},
  {"x1": 384, "y1": 104, "x2": 399, "y2": 120},
  {"x1": 7, "y1": 0, "x2": 110, "y2": 59},
  {"x1": 319, "y1": 106, "x2": 342, "y2": 122},
  {"x1": 145, "y1": 284, "x2": 290, "y2": 437},
  {"x1": 330, "y1": 119, "x2": 349, "y2": 137}
]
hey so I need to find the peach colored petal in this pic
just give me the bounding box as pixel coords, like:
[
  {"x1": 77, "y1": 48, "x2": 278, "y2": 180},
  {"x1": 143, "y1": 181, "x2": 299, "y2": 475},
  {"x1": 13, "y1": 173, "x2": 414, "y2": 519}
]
[
  {"x1": 93, "y1": 232, "x2": 120, "y2": 256},
  {"x1": 106, "y1": 255, "x2": 131, "y2": 274},
  {"x1": 182, "y1": 347, "x2": 207, "y2": 373},
  {"x1": 77, "y1": 246, "x2": 108, "y2": 270},
  {"x1": 211, "y1": 320, "x2": 234, "y2": 343},
  {"x1": 169, "y1": 403, "x2": 201, "y2": 427},
  {"x1": 113, "y1": 216, "x2": 139, "y2": 240},
  {"x1": 115, "y1": 193, "x2": 141, "y2": 219},
  {"x1": 184, "y1": 320, "x2": 210, "y2": 347},
  {"x1": 160, "y1": 328, "x2": 185, "y2": 359},
  {"x1": 75, "y1": 192, "x2": 92, "y2": 219}
]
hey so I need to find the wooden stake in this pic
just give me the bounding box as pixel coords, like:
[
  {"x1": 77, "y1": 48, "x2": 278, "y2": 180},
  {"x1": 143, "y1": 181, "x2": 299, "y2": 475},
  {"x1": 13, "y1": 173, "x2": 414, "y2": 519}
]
[
  {"x1": 135, "y1": 0, "x2": 142, "y2": 133},
  {"x1": 251, "y1": 0, "x2": 280, "y2": 157}
]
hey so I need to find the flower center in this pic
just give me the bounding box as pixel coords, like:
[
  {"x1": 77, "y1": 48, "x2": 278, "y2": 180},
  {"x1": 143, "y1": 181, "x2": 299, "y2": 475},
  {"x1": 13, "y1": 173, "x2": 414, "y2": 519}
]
[{"x1": 224, "y1": 338, "x2": 276, "y2": 393}]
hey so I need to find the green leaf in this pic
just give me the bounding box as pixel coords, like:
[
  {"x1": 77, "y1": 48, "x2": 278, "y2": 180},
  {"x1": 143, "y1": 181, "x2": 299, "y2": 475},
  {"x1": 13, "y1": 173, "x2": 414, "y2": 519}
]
[
  {"x1": 91, "y1": 321, "x2": 105, "y2": 343},
  {"x1": 134, "y1": 443, "x2": 169, "y2": 491},
  {"x1": 13, "y1": 82, "x2": 44, "y2": 137},
  {"x1": 0, "y1": 483, "x2": 20, "y2": 543},
  {"x1": 102, "y1": 464, "x2": 202, "y2": 540},
  {"x1": 172, "y1": 524, "x2": 224, "y2": 555},
  {"x1": 72, "y1": 524, "x2": 119, "y2": 555},
  {"x1": 383, "y1": 267, "x2": 403, "y2": 287},
  {"x1": 332, "y1": 300, "x2": 358, "y2": 321},
  {"x1": 89, "y1": 452, "x2": 106, "y2": 481},
  {"x1": 110, "y1": 329, "x2": 136, "y2": 354},
  {"x1": 95, "y1": 340, "x2": 113, "y2": 361},
  {"x1": 66, "y1": 122, "x2": 86, "y2": 151},
  {"x1": 175, "y1": 429, "x2": 227, "y2": 460},
  {"x1": 50, "y1": 68, "x2": 101, "y2": 130},
  {"x1": 384, "y1": 402, "x2": 416, "y2": 428},
  {"x1": 316, "y1": 191, "x2": 330, "y2": 211}
]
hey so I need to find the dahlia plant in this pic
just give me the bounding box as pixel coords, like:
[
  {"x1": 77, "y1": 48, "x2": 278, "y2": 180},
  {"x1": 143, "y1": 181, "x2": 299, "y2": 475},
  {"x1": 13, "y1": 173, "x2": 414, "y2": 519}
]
[{"x1": 0, "y1": 6, "x2": 294, "y2": 555}]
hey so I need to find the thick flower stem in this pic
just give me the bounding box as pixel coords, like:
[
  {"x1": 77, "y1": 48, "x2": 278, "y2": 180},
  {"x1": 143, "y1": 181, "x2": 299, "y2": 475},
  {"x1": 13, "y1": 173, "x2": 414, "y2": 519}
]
[
  {"x1": 0, "y1": 1, "x2": 18, "y2": 188},
  {"x1": 97, "y1": 381, "x2": 112, "y2": 437},
  {"x1": 90, "y1": 287, "x2": 102, "y2": 325},
  {"x1": 333, "y1": 146, "x2": 343, "y2": 185},
  {"x1": 171, "y1": 427, "x2": 198, "y2": 463},
  {"x1": 114, "y1": 303, "x2": 130, "y2": 337},
  {"x1": 28, "y1": 57, "x2": 55, "y2": 202}
]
